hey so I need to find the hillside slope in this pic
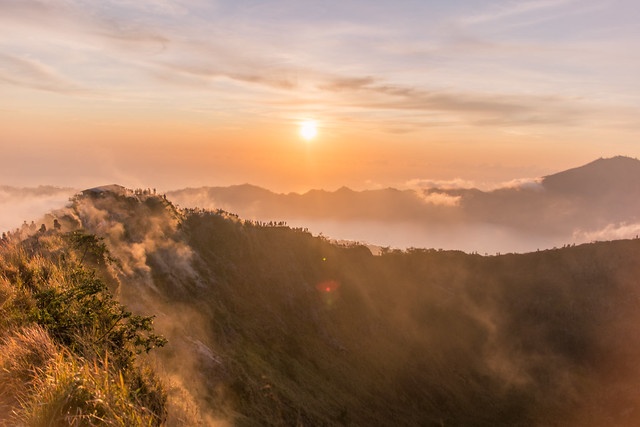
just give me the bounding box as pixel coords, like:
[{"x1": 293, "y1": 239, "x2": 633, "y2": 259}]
[
  {"x1": 0, "y1": 230, "x2": 167, "y2": 426},
  {"x1": 20, "y1": 187, "x2": 638, "y2": 426}
]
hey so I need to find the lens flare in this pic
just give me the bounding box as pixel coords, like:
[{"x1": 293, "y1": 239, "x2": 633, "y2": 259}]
[{"x1": 316, "y1": 280, "x2": 340, "y2": 293}]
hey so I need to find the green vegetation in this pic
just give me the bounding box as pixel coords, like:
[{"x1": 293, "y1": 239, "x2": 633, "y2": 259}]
[
  {"x1": 176, "y1": 210, "x2": 640, "y2": 426},
  {"x1": 5, "y1": 188, "x2": 640, "y2": 426},
  {"x1": 0, "y1": 231, "x2": 166, "y2": 426}
]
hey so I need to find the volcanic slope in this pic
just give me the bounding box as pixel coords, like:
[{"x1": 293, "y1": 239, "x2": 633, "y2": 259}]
[{"x1": 11, "y1": 186, "x2": 640, "y2": 426}]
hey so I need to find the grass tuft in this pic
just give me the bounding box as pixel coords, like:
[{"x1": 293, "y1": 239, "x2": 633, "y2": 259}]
[
  {"x1": 19, "y1": 352, "x2": 162, "y2": 427},
  {"x1": 0, "y1": 231, "x2": 167, "y2": 426}
]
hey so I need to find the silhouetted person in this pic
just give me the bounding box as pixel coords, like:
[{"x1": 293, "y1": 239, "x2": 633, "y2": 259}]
[
  {"x1": 53, "y1": 219, "x2": 62, "y2": 230},
  {"x1": 39, "y1": 224, "x2": 46, "y2": 233}
]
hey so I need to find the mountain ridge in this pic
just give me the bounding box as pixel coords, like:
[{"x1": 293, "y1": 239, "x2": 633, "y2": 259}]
[
  {"x1": 166, "y1": 156, "x2": 640, "y2": 253},
  {"x1": 27, "y1": 188, "x2": 640, "y2": 423},
  {"x1": 169, "y1": 156, "x2": 640, "y2": 195},
  {"x1": 4, "y1": 181, "x2": 640, "y2": 425},
  {"x1": 2, "y1": 156, "x2": 639, "y2": 253}
]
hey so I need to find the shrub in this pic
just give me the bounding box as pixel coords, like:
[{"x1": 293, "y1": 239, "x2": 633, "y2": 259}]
[{"x1": 0, "y1": 231, "x2": 167, "y2": 426}]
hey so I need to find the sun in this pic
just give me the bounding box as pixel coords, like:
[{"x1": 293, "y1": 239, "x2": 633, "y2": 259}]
[{"x1": 299, "y1": 120, "x2": 318, "y2": 141}]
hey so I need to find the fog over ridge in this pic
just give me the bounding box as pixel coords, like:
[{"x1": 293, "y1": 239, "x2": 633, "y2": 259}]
[
  {"x1": 2, "y1": 156, "x2": 639, "y2": 254},
  {"x1": 0, "y1": 185, "x2": 77, "y2": 233},
  {"x1": 27, "y1": 185, "x2": 640, "y2": 425},
  {"x1": 167, "y1": 156, "x2": 640, "y2": 253}
]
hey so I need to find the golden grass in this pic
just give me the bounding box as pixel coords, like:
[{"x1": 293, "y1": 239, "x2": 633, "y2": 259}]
[
  {"x1": 0, "y1": 232, "x2": 167, "y2": 427},
  {"x1": 0, "y1": 325, "x2": 58, "y2": 424},
  {"x1": 20, "y1": 353, "x2": 160, "y2": 427}
]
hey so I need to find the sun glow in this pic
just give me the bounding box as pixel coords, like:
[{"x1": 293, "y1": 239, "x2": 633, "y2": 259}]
[{"x1": 299, "y1": 120, "x2": 318, "y2": 141}]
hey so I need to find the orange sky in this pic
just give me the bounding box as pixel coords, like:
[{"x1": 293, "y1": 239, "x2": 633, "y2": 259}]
[{"x1": 2, "y1": 1, "x2": 640, "y2": 192}]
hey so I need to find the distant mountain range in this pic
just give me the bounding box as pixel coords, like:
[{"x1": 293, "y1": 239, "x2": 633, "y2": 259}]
[
  {"x1": 167, "y1": 156, "x2": 640, "y2": 253},
  {"x1": 1, "y1": 156, "x2": 639, "y2": 253}
]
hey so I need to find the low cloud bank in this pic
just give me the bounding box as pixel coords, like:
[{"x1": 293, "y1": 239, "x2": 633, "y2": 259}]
[
  {"x1": 0, "y1": 186, "x2": 77, "y2": 233},
  {"x1": 573, "y1": 222, "x2": 640, "y2": 242},
  {"x1": 405, "y1": 177, "x2": 478, "y2": 190},
  {"x1": 415, "y1": 190, "x2": 461, "y2": 207}
]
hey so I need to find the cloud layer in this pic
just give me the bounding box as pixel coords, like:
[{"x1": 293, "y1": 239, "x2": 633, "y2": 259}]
[
  {"x1": 2, "y1": 0, "x2": 640, "y2": 192},
  {"x1": 0, "y1": 186, "x2": 76, "y2": 233},
  {"x1": 1, "y1": 0, "x2": 638, "y2": 131}
]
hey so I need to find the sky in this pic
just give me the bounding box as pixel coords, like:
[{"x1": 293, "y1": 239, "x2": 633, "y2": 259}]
[{"x1": 2, "y1": 0, "x2": 640, "y2": 192}]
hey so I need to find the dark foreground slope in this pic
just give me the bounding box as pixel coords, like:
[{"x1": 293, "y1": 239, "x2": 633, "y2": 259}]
[
  {"x1": 177, "y1": 215, "x2": 640, "y2": 426},
  {"x1": 6, "y1": 187, "x2": 640, "y2": 426}
]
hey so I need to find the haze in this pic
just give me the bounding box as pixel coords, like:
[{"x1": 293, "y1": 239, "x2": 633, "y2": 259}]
[
  {"x1": 2, "y1": 0, "x2": 640, "y2": 192},
  {"x1": 3, "y1": 3, "x2": 640, "y2": 420},
  {"x1": 164, "y1": 157, "x2": 640, "y2": 253}
]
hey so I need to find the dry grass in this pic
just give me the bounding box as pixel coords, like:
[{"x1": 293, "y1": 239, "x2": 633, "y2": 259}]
[
  {"x1": 0, "y1": 232, "x2": 167, "y2": 427},
  {"x1": 19, "y1": 353, "x2": 161, "y2": 427},
  {"x1": 0, "y1": 325, "x2": 58, "y2": 425}
]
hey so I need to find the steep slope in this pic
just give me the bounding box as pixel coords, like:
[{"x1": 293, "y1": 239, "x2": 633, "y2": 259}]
[
  {"x1": 0, "y1": 230, "x2": 167, "y2": 426},
  {"x1": 39, "y1": 187, "x2": 640, "y2": 426}
]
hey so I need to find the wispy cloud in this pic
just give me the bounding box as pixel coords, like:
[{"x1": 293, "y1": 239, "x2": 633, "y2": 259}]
[
  {"x1": 319, "y1": 75, "x2": 591, "y2": 129},
  {"x1": 573, "y1": 222, "x2": 640, "y2": 242},
  {"x1": 155, "y1": 58, "x2": 300, "y2": 90},
  {"x1": 318, "y1": 76, "x2": 378, "y2": 91},
  {"x1": 102, "y1": 0, "x2": 192, "y2": 17},
  {"x1": 415, "y1": 190, "x2": 461, "y2": 207},
  {"x1": 458, "y1": 0, "x2": 579, "y2": 26},
  {"x1": 405, "y1": 176, "x2": 547, "y2": 192},
  {"x1": 0, "y1": 0, "x2": 637, "y2": 141},
  {"x1": 0, "y1": 53, "x2": 87, "y2": 94},
  {"x1": 491, "y1": 177, "x2": 544, "y2": 191},
  {"x1": 405, "y1": 178, "x2": 479, "y2": 190}
]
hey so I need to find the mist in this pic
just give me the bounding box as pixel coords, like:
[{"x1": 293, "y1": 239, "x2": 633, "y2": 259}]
[
  {"x1": 0, "y1": 186, "x2": 76, "y2": 233},
  {"x1": 50, "y1": 188, "x2": 226, "y2": 425},
  {"x1": 3, "y1": 0, "x2": 640, "y2": 421},
  {"x1": 284, "y1": 218, "x2": 567, "y2": 254},
  {"x1": 4, "y1": 181, "x2": 640, "y2": 424},
  {"x1": 167, "y1": 157, "x2": 640, "y2": 254},
  {"x1": 4, "y1": 156, "x2": 640, "y2": 424}
]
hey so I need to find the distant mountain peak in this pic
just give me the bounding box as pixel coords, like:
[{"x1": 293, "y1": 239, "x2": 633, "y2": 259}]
[
  {"x1": 542, "y1": 156, "x2": 640, "y2": 195},
  {"x1": 336, "y1": 186, "x2": 355, "y2": 193},
  {"x1": 548, "y1": 156, "x2": 639, "y2": 175},
  {"x1": 580, "y1": 155, "x2": 640, "y2": 171},
  {"x1": 595, "y1": 155, "x2": 638, "y2": 162}
]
